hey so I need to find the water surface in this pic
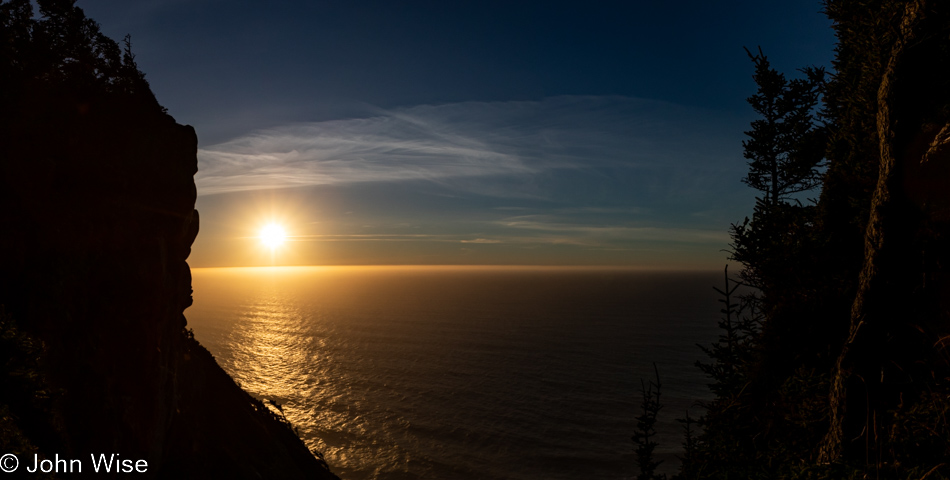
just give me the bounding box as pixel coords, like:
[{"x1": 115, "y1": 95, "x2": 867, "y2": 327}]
[{"x1": 187, "y1": 266, "x2": 723, "y2": 479}]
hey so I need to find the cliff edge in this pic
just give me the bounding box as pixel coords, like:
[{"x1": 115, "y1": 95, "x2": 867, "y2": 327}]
[{"x1": 0, "y1": 1, "x2": 338, "y2": 478}]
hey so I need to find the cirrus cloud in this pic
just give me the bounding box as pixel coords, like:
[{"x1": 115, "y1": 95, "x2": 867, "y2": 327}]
[{"x1": 195, "y1": 96, "x2": 746, "y2": 200}]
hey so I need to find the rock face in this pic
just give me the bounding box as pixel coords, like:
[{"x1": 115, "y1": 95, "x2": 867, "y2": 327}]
[
  {"x1": 819, "y1": 0, "x2": 950, "y2": 463},
  {"x1": 0, "y1": 2, "x2": 338, "y2": 478}
]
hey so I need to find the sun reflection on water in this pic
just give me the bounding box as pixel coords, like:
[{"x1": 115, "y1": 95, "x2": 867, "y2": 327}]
[
  {"x1": 187, "y1": 266, "x2": 722, "y2": 480},
  {"x1": 229, "y1": 296, "x2": 310, "y2": 399},
  {"x1": 192, "y1": 267, "x2": 415, "y2": 477}
]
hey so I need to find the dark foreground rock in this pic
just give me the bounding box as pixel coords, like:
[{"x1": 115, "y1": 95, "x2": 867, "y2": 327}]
[{"x1": 0, "y1": 2, "x2": 338, "y2": 478}]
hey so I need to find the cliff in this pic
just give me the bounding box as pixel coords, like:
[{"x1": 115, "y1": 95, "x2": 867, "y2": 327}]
[
  {"x1": 0, "y1": 1, "x2": 338, "y2": 477},
  {"x1": 682, "y1": 1, "x2": 950, "y2": 477}
]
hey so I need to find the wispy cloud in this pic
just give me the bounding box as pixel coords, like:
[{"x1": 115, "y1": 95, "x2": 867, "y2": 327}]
[
  {"x1": 191, "y1": 96, "x2": 748, "y2": 266},
  {"x1": 494, "y1": 215, "x2": 730, "y2": 245},
  {"x1": 291, "y1": 217, "x2": 729, "y2": 248},
  {"x1": 460, "y1": 238, "x2": 502, "y2": 244},
  {"x1": 195, "y1": 96, "x2": 744, "y2": 196},
  {"x1": 197, "y1": 107, "x2": 534, "y2": 195}
]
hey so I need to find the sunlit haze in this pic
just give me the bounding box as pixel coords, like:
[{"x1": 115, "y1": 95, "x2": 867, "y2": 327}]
[{"x1": 260, "y1": 224, "x2": 287, "y2": 249}]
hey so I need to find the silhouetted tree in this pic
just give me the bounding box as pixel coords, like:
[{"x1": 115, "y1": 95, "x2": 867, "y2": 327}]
[
  {"x1": 632, "y1": 364, "x2": 665, "y2": 480},
  {"x1": 729, "y1": 48, "x2": 834, "y2": 378},
  {"x1": 684, "y1": 268, "x2": 765, "y2": 478},
  {"x1": 741, "y1": 47, "x2": 826, "y2": 207},
  {"x1": 732, "y1": 47, "x2": 826, "y2": 287},
  {"x1": 684, "y1": 51, "x2": 836, "y2": 479},
  {"x1": 675, "y1": 411, "x2": 696, "y2": 480},
  {"x1": 1, "y1": 0, "x2": 162, "y2": 112},
  {"x1": 695, "y1": 266, "x2": 758, "y2": 399},
  {"x1": 685, "y1": 1, "x2": 950, "y2": 478}
]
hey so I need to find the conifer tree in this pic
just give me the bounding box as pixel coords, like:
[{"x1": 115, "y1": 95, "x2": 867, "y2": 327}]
[
  {"x1": 684, "y1": 51, "x2": 831, "y2": 479},
  {"x1": 632, "y1": 364, "x2": 664, "y2": 480},
  {"x1": 687, "y1": 2, "x2": 950, "y2": 478},
  {"x1": 729, "y1": 49, "x2": 829, "y2": 377},
  {"x1": 741, "y1": 47, "x2": 826, "y2": 208}
]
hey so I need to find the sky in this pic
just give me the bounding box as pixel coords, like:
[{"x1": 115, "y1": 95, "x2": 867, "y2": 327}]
[{"x1": 78, "y1": 0, "x2": 836, "y2": 268}]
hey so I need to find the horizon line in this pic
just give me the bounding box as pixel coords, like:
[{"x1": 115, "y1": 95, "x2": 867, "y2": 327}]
[{"x1": 190, "y1": 263, "x2": 731, "y2": 271}]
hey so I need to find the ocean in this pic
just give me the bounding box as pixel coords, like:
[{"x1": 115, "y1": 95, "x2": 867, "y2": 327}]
[{"x1": 186, "y1": 266, "x2": 724, "y2": 479}]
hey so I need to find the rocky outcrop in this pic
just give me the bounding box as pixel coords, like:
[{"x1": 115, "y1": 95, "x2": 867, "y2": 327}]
[
  {"x1": 0, "y1": 1, "x2": 338, "y2": 478},
  {"x1": 818, "y1": 0, "x2": 950, "y2": 464}
]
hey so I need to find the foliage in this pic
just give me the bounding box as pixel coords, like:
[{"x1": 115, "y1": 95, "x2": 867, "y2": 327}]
[
  {"x1": 0, "y1": 0, "x2": 163, "y2": 112},
  {"x1": 729, "y1": 47, "x2": 834, "y2": 383},
  {"x1": 731, "y1": 47, "x2": 826, "y2": 302},
  {"x1": 632, "y1": 364, "x2": 665, "y2": 480},
  {"x1": 741, "y1": 47, "x2": 826, "y2": 207},
  {"x1": 0, "y1": 308, "x2": 61, "y2": 472},
  {"x1": 680, "y1": 1, "x2": 950, "y2": 478},
  {"x1": 675, "y1": 411, "x2": 697, "y2": 480},
  {"x1": 695, "y1": 266, "x2": 759, "y2": 399},
  {"x1": 683, "y1": 269, "x2": 765, "y2": 478}
]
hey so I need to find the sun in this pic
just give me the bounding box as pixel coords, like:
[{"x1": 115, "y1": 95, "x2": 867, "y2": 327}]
[{"x1": 259, "y1": 223, "x2": 287, "y2": 248}]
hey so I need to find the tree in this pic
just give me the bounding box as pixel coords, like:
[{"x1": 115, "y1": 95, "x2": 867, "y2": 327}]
[
  {"x1": 686, "y1": 2, "x2": 950, "y2": 477},
  {"x1": 741, "y1": 47, "x2": 826, "y2": 207},
  {"x1": 684, "y1": 51, "x2": 834, "y2": 479},
  {"x1": 676, "y1": 411, "x2": 697, "y2": 480},
  {"x1": 732, "y1": 48, "x2": 827, "y2": 295},
  {"x1": 1, "y1": 0, "x2": 161, "y2": 111},
  {"x1": 695, "y1": 266, "x2": 758, "y2": 400},
  {"x1": 684, "y1": 268, "x2": 764, "y2": 478},
  {"x1": 730, "y1": 50, "x2": 831, "y2": 371},
  {"x1": 632, "y1": 364, "x2": 665, "y2": 480}
]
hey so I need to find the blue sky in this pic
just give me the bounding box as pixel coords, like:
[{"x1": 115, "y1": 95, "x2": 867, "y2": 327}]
[{"x1": 78, "y1": 0, "x2": 835, "y2": 268}]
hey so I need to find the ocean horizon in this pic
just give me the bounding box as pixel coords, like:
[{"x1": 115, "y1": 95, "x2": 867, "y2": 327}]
[{"x1": 187, "y1": 266, "x2": 725, "y2": 479}]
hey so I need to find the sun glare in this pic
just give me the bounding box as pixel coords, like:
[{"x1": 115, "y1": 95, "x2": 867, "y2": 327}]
[{"x1": 260, "y1": 223, "x2": 287, "y2": 248}]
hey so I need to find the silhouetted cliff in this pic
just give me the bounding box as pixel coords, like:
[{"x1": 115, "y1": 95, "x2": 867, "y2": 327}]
[
  {"x1": 678, "y1": 1, "x2": 950, "y2": 477},
  {"x1": 0, "y1": 1, "x2": 338, "y2": 477}
]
